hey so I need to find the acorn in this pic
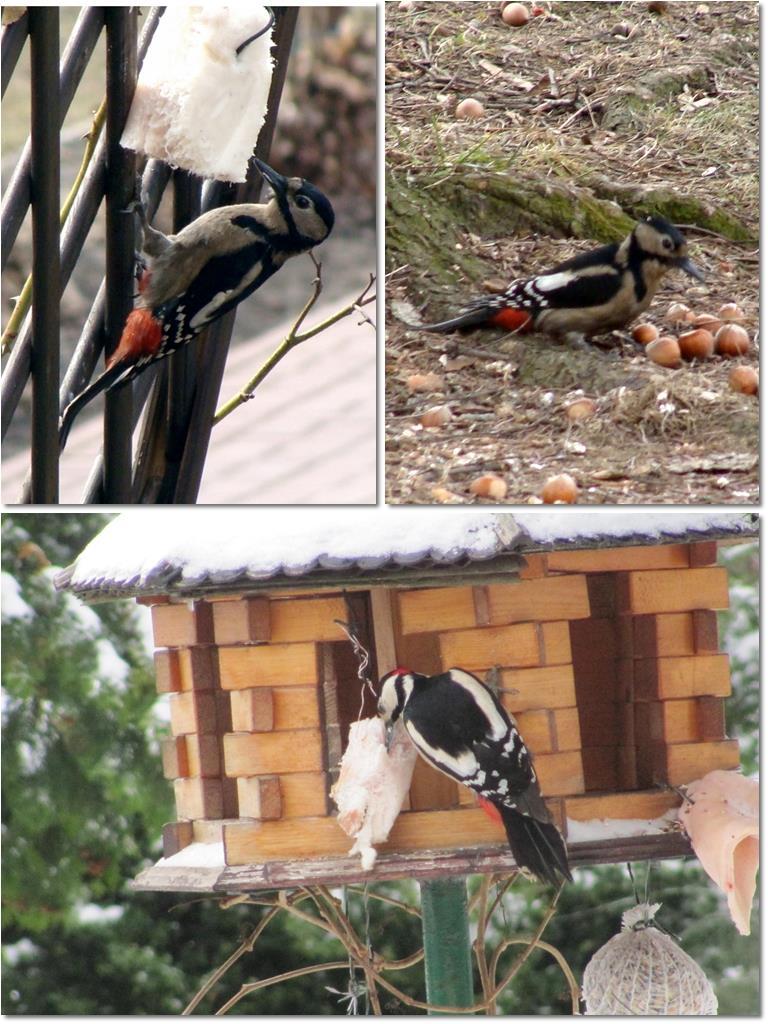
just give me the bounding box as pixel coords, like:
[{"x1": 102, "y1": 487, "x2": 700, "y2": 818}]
[
  {"x1": 565, "y1": 397, "x2": 597, "y2": 421},
  {"x1": 715, "y1": 323, "x2": 750, "y2": 357},
  {"x1": 678, "y1": 328, "x2": 715, "y2": 361},
  {"x1": 501, "y1": 2, "x2": 530, "y2": 25},
  {"x1": 693, "y1": 313, "x2": 721, "y2": 335},
  {"x1": 632, "y1": 323, "x2": 659, "y2": 346},
  {"x1": 419, "y1": 405, "x2": 452, "y2": 427},
  {"x1": 665, "y1": 302, "x2": 695, "y2": 325},
  {"x1": 407, "y1": 372, "x2": 445, "y2": 393},
  {"x1": 455, "y1": 98, "x2": 485, "y2": 119},
  {"x1": 728, "y1": 366, "x2": 758, "y2": 396},
  {"x1": 541, "y1": 473, "x2": 578, "y2": 504},
  {"x1": 469, "y1": 474, "x2": 508, "y2": 500},
  {"x1": 646, "y1": 336, "x2": 682, "y2": 369},
  {"x1": 718, "y1": 302, "x2": 745, "y2": 322}
]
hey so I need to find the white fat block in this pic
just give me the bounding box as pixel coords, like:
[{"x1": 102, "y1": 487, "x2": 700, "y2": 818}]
[{"x1": 121, "y1": 5, "x2": 274, "y2": 182}]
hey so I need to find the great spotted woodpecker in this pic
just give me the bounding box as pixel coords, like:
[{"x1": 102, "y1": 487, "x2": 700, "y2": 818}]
[
  {"x1": 58, "y1": 159, "x2": 335, "y2": 449},
  {"x1": 378, "y1": 667, "x2": 572, "y2": 885},
  {"x1": 408, "y1": 216, "x2": 703, "y2": 342}
]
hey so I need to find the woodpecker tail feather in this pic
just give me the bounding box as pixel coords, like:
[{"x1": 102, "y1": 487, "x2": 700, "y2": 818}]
[
  {"x1": 497, "y1": 804, "x2": 572, "y2": 885},
  {"x1": 407, "y1": 302, "x2": 532, "y2": 335},
  {"x1": 58, "y1": 362, "x2": 129, "y2": 451}
]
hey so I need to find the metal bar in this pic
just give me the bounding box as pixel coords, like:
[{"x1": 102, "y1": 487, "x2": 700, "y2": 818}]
[
  {"x1": 419, "y1": 877, "x2": 475, "y2": 1015},
  {"x1": 171, "y1": 6, "x2": 300, "y2": 503},
  {"x1": 2, "y1": 7, "x2": 105, "y2": 271},
  {"x1": 28, "y1": 7, "x2": 61, "y2": 503},
  {"x1": 1, "y1": 10, "x2": 29, "y2": 97},
  {"x1": 102, "y1": 6, "x2": 138, "y2": 503},
  {"x1": 2, "y1": 7, "x2": 162, "y2": 442}
]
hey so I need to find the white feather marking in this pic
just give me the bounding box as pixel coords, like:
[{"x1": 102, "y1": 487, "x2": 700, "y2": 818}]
[
  {"x1": 533, "y1": 270, "x2": 575, "y2": 292},
  {"x1": 405, "y1": 720, "x2": 478, "y2": 779},
  {"x1": 445, "y1": 669, "x2": 509, "y2": 740}
]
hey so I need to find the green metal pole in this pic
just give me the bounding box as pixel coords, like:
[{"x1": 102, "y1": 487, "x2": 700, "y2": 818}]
[{"x1": 420, "y1": 876, "x2": 475, "y2": 1015}]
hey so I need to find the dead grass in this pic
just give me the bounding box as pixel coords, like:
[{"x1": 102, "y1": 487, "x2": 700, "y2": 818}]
[{"x1": 385, "y1": 0, "x2": 758, "y2": 505}]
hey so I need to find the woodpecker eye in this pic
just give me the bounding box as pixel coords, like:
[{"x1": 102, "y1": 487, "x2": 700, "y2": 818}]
[
  {"x1": 295, "y1": 195, "x2": 312, "y2": 210},
  {"x1": 662, "y1": 237, "x2": 673, "y2": 250}
]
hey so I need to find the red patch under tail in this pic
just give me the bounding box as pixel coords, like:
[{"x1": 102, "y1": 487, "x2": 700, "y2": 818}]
[
  {"x1": 106, "y1": 307, "x2": 163, "y2": 368},
  {"x1": 487, "y1": 307, "x2": 533, "y2": 333}
]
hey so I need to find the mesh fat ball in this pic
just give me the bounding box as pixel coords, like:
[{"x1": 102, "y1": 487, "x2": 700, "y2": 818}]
[
  {"x1": 121, "y1": 5, "x2": 274, "y2": 182},
  {"x1": 582, "y1": 902, "x2": 718, "y2": 1015}
]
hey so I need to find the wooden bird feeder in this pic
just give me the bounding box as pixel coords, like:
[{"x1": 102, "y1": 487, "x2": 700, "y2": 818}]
[{"x1": 58, "y1": 511, "x2": 755, "y2": 895}]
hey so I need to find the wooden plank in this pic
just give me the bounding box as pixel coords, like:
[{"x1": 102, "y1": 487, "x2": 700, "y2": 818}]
[
  {"x1": 688, "y1": 541, "x2": 718, "y2": 567},
  {"x1": 370, "y1": 588, "x2": 398, "y2": 676},
  {"x1": 398, "y1": 587, "x2": 476, "y2": 635},
  {"x1": 620, "y1": 567, "x2": 730, "y2": 614},
  {"x1": 163, "y1": 821, "x2": 194, "y2": 857},
  {"x1": 634, "y1": 654, "x2": 731, "y2": 700},
  {"x1": 439, "y1": 623, "x2": 540, "y2": 670},
  {"x1": 162, "y1": 737, "x2": 189, "y2": 779},
  {"x1": 633, "y1": 613, "x2": 695, "y2": 659},
  {"x1": 692, "y1": 610, "x2": 720, "y2": 653},
  {"x1": 174, "y1": 777, "x2": 224, "y2": 819},
  {"x1": 566, "y1": 790, "x2": 679, "y2": 821},
  {"x1": 533, "y1": 751, "x2": 585, "y2": 796},
  {"x1": 192, "y1": 818, "x2": 241, "y2": 843},
  {"x1": 518, "y1": 553, "x2": 548, "y2": 579},
  {"x1": 580, "y1": 748, "x2": 618, "y2": 791},
  {"x1": 236, "y1": 776, "x2": 283, "y2": 819},
  {"x1": 212, "y1": 598, "x2": 271, "y2": 645},
  {"x1": 662, "y1": 739, "x2": 741, "y2": 785},
  {"x1": 269, "y1": 596, "x2": 348, "y2": 643},
  {"x1": 169, "y1": 691, "x2": 218, "y2": 736},
  {"x1": 515, "y1": 709, "x2": 554, "y2": 754},
  {"x1": 178, "y1": 647, "x2": 218, "y2": 691},
  {"x1": 154, "y1": 649, "x2": 181, "y2": 693},
  {"x1": 539, "y1": 621, "x2": 572, "y2": 665},
  {"x1": 185, "y1": 734, "x2": 222, "y2": 777},
  {"x1": 547, "y1": 544, "x2": 689, "y2": 573},
  {"x1": 696, "y1": 696, "x2": 726, "y2": 740},
  {"x1": 223, "y1": 730, "x2": 323, "y2": 776},
  {"x1": 218, "y1": 643, "x2": 318, "y2": 690},
  {"x1": 223, "y1": 807, "x2": 510, "y2": 865},
  {"x1": 574, "y1": 702, "x2": 618, "y2": 743},
  {"x1": 473, "y1": 586, "x2": 491, "y2": 627},
  {"x1": 408, "y1": 757, "x2": 459, "y2": 811},
  {"x1": 500, "y1": 665, "x2": 577, "y2": 712},
  {"x1": 281, "y1": 771, "x2": 330, "y2": 818},
  {"x1": 151, "y1": 601, "x2": 214, "y2": 647},
  {"x1": 230, "y1": 688, "x2": 275, "y2": 732},
  {"x1": 552, "y1": 707, "x2": 582, "y2": 752},
  {"x1": 486, "y1": 575, "x2": 590, "y2": 625},
  {"x1": 137, "y1": 595, "x2": 169, "y2": 606}
]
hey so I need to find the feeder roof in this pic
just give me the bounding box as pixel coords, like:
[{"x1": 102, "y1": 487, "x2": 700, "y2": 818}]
[{"x1": 56, "y1": 511, "x2": 756, "y2": 600}]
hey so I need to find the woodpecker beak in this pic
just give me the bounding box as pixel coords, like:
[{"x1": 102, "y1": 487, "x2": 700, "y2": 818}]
[
  {"x1": 253, "y1": 158, "x2": 288, "y2": 200},
  {"x1": 384, "y1": 722, "x2": 395, "y2": 753},
  {"x1": 677, "y1": 256, "x2": 705, "y2": 282}
]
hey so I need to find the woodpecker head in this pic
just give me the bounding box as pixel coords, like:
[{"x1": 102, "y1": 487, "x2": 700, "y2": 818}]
[
  {"x1": 254, "y1": 158, "x2": 335, "y2": 250},
  {"x1": 377, "y1": 668, "x2": 417, "y2": 751},
  {"x1": 631, "y1": 216, "x2": 704, "y2": 283}
]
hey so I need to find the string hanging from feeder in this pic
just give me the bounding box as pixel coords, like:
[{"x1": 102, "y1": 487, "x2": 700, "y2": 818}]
[{"x1": 334, "y1": 617, "x2": 378, "y2": 721}]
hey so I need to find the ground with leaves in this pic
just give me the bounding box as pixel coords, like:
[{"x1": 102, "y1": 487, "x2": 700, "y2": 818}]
[{"x1": 385, "y1": 0, "x2": 758, "y2": 505}]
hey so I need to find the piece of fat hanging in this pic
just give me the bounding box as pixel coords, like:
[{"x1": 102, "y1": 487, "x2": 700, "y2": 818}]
[
  {"x1": 331, "y1": 717, "x2": 417, "y2": 871},
  {"x1": 121, "y1": 5, "x2": 274, "y2": 183}
]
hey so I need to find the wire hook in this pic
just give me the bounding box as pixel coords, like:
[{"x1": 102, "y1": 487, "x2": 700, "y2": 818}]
[{"x1": 236, "y1": 7, "x2": 275, "y2": 55}]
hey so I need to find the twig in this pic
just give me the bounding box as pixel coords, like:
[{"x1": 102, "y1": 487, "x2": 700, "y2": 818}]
[
  {"x1": 212, "y1": 264, "x2": 375, "y2": 425},
  {"x1": 215, "y1": 961, "x2": 353, "y2": 1015},
  {"x1": 2, "y1": 97, "x2": 107, "y2": 354}
]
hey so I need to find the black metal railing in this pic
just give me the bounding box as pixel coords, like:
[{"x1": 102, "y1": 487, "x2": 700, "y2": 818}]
[{"x1": 1, "y1": 5, "x2": 298, "y2": 504}]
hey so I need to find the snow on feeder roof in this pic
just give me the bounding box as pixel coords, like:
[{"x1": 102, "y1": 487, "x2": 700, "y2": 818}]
[
  {"x1": 56, "y1": 511, "x2": 756, "y2": 600},
  {"x1": 121, "y1": 5, "x2": 275, "y2": 182}
]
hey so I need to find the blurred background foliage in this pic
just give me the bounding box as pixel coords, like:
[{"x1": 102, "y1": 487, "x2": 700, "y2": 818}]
[{"x1": 1, "y1": 515, "x2": 758, "y2": 1014}]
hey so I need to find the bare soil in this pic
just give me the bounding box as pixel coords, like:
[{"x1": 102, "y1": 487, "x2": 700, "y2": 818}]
[{"x1": 384, "y1": 0, "x2": 758, "y2": 505}]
